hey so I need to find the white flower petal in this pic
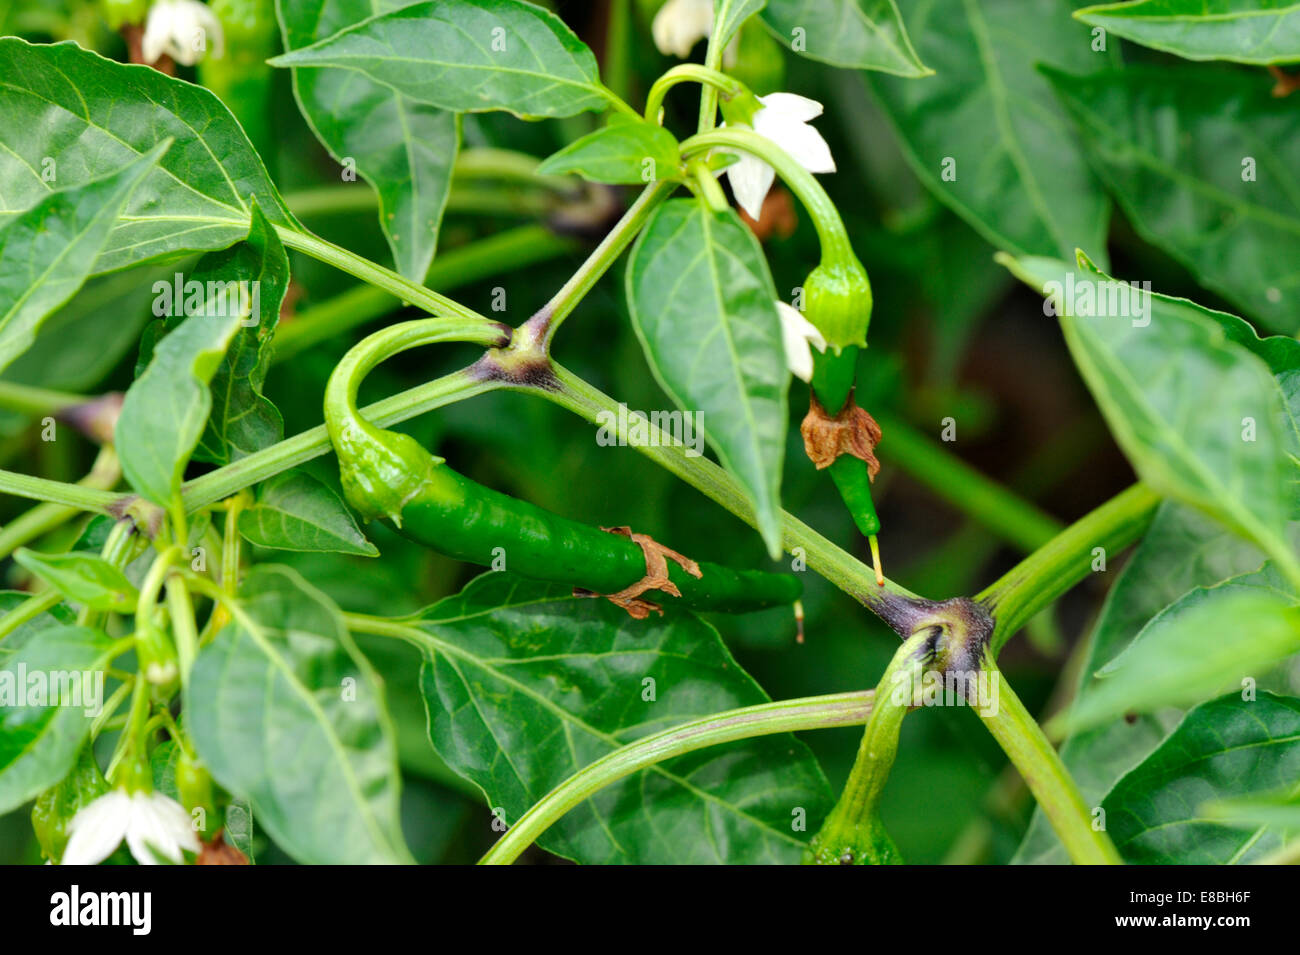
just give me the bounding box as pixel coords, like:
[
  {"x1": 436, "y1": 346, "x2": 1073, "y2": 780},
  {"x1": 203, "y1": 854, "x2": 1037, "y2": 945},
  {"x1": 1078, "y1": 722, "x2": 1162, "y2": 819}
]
[
  {"x1": 757, "y1": 92, "x2": 824, "y2": 123},
  {"x1": 61, "y1": 791, "x2": 133, "y2": 866},
  {"x1": 125, "y1": 792, "x2": 198, "y2": 864},
  {"x1": 652, "y1": 0, "x2": 713, "y2": 59},
  {"x1": 754, "y1": 113, "x2": 836, "y2": 174},
  {"x1": 777, "y1": 302, "x2": 827, "y2": 382},
  {"x1": 725, "y1": 153, "x2": 775, "y2": 220},
  {"x1": 142, "y1": 0, "x2": 223, "y2": 66}
]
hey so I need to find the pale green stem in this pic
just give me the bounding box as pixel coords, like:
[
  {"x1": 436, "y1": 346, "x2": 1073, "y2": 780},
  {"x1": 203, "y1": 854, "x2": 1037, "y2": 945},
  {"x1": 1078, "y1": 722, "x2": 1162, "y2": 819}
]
[
  {"x1": 274, "y1": 226, "x2": 492, "y2": 326},
  {"x1": 534, "y1": 179, "x2": 678, "y2": 344},
  {"x1": 645, "y1": 64, "x2": 746, "y2": 124},
  {"x1": 681, "y1": 128, "x2": 856, "y2": 264},
  {"x1": 0, "y1": 469, "x2": 118, "y2": 512},
  {"x1": 0, "y1": 446, "x2": 120, "y2": 559},
  {"x1": 978, "y1": 483, "x2": 1161, "y2": 654},
  {"x1": 979, "y1": 654, "x2": 1122, "y2": 864},
  {"x1": 272, "y1": 225, "x2": 577, "y2": 364}
]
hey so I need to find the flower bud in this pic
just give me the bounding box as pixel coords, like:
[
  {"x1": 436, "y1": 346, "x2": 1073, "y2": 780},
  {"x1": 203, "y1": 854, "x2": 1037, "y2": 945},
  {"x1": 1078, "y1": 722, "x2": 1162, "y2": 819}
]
[{"x1": 803, "y1": 257, "x2": 872, "y2": 350}]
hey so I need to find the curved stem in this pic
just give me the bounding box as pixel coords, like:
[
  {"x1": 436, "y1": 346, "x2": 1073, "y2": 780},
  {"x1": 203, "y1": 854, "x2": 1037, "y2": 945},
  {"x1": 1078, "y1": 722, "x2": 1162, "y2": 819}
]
[
  {"x1": 681, "y1": 128, "x2": 854, "y2": 263},
  {"x1": 0, "y1": 589, "x2": 63, "y2": 641},
  {"x1": 979, "y1": 654, "x2": 1123, "y2": 864},
  {"x1": 978, "y1": 482, "x2": 1160, "y2": 654},
  {"x1": 645, "y1": 64, "x2": 746, "y2": 123},
  {"x1": 178, "y1": 369, "x2": 500, "y2": 512},
  {"x1": 696, "y1": 24, "x2": 729, "y2": 134},
  {"x1": 473, "y1": 689, "x2": 870, "y2": 864},
  {"x1": 809, "y1": 631, "x2": 930, "y2": 864},
  {"x1": 323, "y1": 319, "x2": 510, "y2": 449}
]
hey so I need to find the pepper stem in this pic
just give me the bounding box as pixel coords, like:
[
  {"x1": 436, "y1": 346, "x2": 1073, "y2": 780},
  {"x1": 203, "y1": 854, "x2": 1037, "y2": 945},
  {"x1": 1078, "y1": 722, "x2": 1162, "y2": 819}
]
[{"x1": 869, "y1": 534, "x2": 884, "y2": 587}]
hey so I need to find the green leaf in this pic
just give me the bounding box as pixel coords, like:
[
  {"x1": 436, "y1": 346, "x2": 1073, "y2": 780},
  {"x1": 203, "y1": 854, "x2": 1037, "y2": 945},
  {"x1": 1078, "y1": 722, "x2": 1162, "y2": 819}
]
[
  {"x1": 1001, "y1": 252, "x2": 1300, "y2": 589},
  {"x1": 0, "y1": 39, "x2": 297, "y2": 273},
  {"x1": 1102, "y1": 693, "x2": 1300, "y2": 863},
  {"x1": 238, "y1": 470, "x2": 378, "y2": 556},
  {"x1": 1053, "y1": 568, "x2": 1300, "y2": 735},
  {"x1": 278, "y1": 0, "x2": 459, "y2": 282},
  {"x1": 1076, "y1": 0, "x2": 1300, "y2": 65},
  {"x1": 0, "y1": 592, "x2": 75, "y2": 664},
  {"x1": 0, "y1": 145, "x2": 165, "y2": 375},
  {"x1": 0, "y1": 624, "x2": 113, "y2": 815},
  {"x1": 188, "y1": 565, "x2": 411, "y2": 864},
  {"x1": 867, "y1": 0, "x2": 1111, "y2": 262},
  {"x1": 270, "y1": 0, "x2": 613, "y2": 120},
  {"x1": 626, "y1": 199, "x2": 787, "y2": 558},
  {"x1": 193, "y1": 202, "x2": 288, "y2": 464},
  {"x1": 761, "y1": 0, "x2": 931, "y2": 76},
  {"x1": 1043, "y1": 65, "x2": 1300, "y2": 333},
  {"x1": 536, "y1": 115, "x2": 683, "y2": 185},
  {"x1": 411, "y1": 575, "x2": 833, "y2": 864},
  {"x1": 0, "y1": 265, "x2": 176, "y2": 397},
  {"x1": 117, "y1": 291, "x2": 249, "y2": 506},
  {"x1": 714, "y1": 0, "x2": 767, "y2": 49},
  {"x1": 12, "y1": 550, "x2": 139, "y2": 613},
  {"x1": 1014, "y1": 501, "x2": 1277, "y2": 864}
]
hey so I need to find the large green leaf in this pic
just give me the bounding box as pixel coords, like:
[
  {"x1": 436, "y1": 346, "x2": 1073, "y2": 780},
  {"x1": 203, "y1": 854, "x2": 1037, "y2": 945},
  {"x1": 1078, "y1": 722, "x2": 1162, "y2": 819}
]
[
  {"x1": 0, "y1": 39, "x2": 296, "y2": 273},
  {"x1": 761, "y1": 0, "x2": 931, "y2": 76},
  {"x1": 0, "y1": 146, "x2": 164, "y2": 375},
  {"x1": 1055, "y1": 567, "x2": 1300, "y2": 735},
  {"x1": 867, "y1": 0, "x2": 1111, "y2": 262},
  {"x1": 1002, "y1": 252, "x2": 1300, "y2": 588},
  {"x1": 278, "y1": 0, "x2": 459, "y2": 282},
  {"x1": 1044, "y1": 65, "x2": 1300, "y2": 333},
  {"x1": 238, "y1": 470, "x2": 378, "y2": 556},
  {"x1": 270, "y1": 0, "x2": 613, "y2": 119},
  {"x1": 625, "y1": 199, "x2": 787, "y2": 557},
  {"x1": 536, "y1": 115, "x2": 683, "y2": 185},
  {"x1": 192, "y1": 203, "x2": 288, "y2": 464},
  {"x1": 0, "y1": 625, "x2": 113, "y2": 815},
  {"x1": 188, "y1": 565, "x2": 411, "y2": 864},
  {"x1": 1014, "y1": 502, "x2": 1275, "y2": 864},
  {"x1": 117, "y1": 295, "x2": 247, "y2": 507},
  {"x1": 1076, "y1": 0, "x2": 1300, "y2": 65},
  {"x1": 1102, "y1": 693, "x2": 1300, "y2": 863},
  {"x1": 412, "y1": 575, "x2": 833, "y2": 864}
]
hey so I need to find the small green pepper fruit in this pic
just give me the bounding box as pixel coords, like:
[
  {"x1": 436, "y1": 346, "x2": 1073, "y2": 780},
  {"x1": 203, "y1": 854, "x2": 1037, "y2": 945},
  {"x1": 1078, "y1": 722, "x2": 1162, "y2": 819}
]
[
  {"x1": 33, "y1": 748, "x2": 109, "y2": 863},
  {"x1": 331, "y1": 418, "x2": 439, "y2": 527},
  {"x1": 175, "y1": 750, "x2": 218, "y2": 837},
  {"x1": 137, "y1": 619, "x2": 179, "y2": 691},
  {"x1": 100, "y1": 0, "x2": 148, "y2": 29},
  {"x1": 803, "y1": 257, "x2": 872, "y2": 350}
]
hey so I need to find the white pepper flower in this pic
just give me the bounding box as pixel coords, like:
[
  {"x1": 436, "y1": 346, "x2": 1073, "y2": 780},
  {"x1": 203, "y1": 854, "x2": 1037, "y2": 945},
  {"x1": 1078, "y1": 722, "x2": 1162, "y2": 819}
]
[
  {"x1": 61, "y1": 789, "x2": 200, "y2": 865},
  {"x1": 723, "y1": 93, "x2": 836, "y2": 220},
  {"x1": 142, "y1": 0, "x2": 224, "y2": 67},
  {"x1": 777, "y1": 301, "x2": 827, "y2": 382}
]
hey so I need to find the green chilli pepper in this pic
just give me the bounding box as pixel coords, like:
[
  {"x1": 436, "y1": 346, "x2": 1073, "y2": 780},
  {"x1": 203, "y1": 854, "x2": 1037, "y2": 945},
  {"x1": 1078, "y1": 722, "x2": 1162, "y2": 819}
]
[
  {"x1": 324, "y1": 320, "x2": 801, "y2": 615},
  {"x1": 802, "y1": 257, "x2": 884, "y2": 583}
]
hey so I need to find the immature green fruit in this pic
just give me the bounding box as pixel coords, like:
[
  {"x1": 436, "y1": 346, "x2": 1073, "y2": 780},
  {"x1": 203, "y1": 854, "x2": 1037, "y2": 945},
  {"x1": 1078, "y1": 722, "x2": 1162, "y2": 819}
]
[
  {"x1": 803, "y1": 258, "x2": 872, "y2": 350},
  {"x1": 175, "y1": 750, "x2": 218, "y2": 835},
  {"x1": 32, "y1": 748, "x2": 109, "y2": 863}
]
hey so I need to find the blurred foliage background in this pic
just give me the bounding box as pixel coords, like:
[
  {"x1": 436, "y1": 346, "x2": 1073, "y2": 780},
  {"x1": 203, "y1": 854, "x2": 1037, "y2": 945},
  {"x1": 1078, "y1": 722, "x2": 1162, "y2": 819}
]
[{"x1": 2, "y1": 0, "x2": 1276, "y2": 863}]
